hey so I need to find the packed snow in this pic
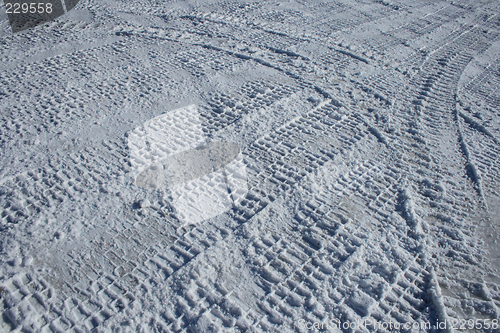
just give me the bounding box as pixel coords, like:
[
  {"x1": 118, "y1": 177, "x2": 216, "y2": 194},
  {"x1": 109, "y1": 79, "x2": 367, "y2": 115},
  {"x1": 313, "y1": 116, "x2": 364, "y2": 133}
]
[{"x1": 1, "y1": 0, "x2": 500, "y2": 331}]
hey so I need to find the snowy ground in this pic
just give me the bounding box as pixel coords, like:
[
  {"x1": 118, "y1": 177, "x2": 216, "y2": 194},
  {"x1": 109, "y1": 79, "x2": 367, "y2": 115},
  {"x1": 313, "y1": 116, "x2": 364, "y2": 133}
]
[{"x1": 1, "y1": 0, "x2": 500, "y2": 331}]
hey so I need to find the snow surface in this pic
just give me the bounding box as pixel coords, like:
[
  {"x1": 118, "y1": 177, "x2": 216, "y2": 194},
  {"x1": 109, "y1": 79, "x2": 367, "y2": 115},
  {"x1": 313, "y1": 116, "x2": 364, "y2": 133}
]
[{"x1": 1, "y1": 0, "x2": 500, "y2": 331}]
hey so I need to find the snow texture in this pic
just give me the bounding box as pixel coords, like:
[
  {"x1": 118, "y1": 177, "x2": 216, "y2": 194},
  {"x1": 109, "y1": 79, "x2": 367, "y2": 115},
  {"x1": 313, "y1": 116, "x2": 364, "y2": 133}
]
[{"x1": 1, "y1": 0, "x2": 500, "y2": 332}]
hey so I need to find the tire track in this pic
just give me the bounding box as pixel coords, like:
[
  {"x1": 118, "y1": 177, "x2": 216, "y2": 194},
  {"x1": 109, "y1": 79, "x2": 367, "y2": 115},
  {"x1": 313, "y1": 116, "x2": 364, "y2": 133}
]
[
  {"x1": 0, "y1": 89, "x2": 381, "y2": 331},
  {"x1": 1, "y1": 1, "x2": 499, "y2": 331}
]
